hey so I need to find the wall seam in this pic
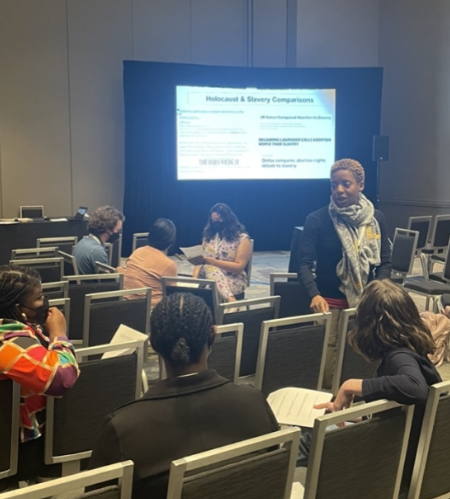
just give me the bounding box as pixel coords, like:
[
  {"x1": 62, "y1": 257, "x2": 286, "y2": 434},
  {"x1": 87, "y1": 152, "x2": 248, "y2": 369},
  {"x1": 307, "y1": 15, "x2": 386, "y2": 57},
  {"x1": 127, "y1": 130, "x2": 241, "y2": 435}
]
[{"x1": 66, "y1": 0, "x2": 74, "y2": 212}]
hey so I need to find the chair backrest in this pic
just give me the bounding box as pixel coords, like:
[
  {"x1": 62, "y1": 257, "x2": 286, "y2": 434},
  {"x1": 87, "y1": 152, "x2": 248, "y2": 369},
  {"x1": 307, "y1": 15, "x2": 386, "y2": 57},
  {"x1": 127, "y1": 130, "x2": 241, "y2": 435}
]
[
  {"x1": 245, "y1": 238, "x2": 254, "y2": 287},
  {"x1": 58, "y1": 250, "x2": 80, "y2": 279},
  {"x1": 0, "y1": 462, "x2": 134, "y2": 499},
  {"x1": 20, "y1": 205, "x2": 44, "y2": 218},
  {"x1": 45, "y1": 341, "x2": 144, "y2": 469},
  {"x1": 270, "y1": 272, "x2": 312, "y2": 318},
  {"x1": 132, "y1": 232, "x2": 149, "y2": 253},
  {"x1": 11, "y1": 247, "x2": 58, "y2": 260},
  {"x1": 208, "y1": 323, "x2": 244, "y2": 384},
  {"x1": 65, "y1": 274, "x2": 124, "y2": 342},
  {"x1": 218, "y1": 296, "x2": 281, "y2": 377},
  {"x1": 83, "y1": 288, "x2": 151, "y2": 347},
  {"x1": 95, "y1": 262, "x2": 117, "y2": 274},
  {"x1": 166, "y1": 427, "x2": 300, "y2": 499},
  {"x1": 0, "y1": 380, "x2": 20, "y2": 480},
  {"x1": 103, "y1": 242, "x2": 114, "y2": 266},
  {"x1": 429, "y1": 215, "x2": 450, "y2": 251},
  {"x1": 441, "y1": 244, "x2": 450, "y2": 283},
  {"x1": 162, "y1": 276, "x2": 220, "y2": 323},
  {"x1": 9, "y1": 257, "x2": 63, "y2": 283},
  {"x1": 391, "y1": 228, "x2": 419, "y2": 277},
  {"x1": 304, "y1": 400, "x2": 414, "y2": 499},
  {"x1": 408, "y1": 380, "x2": 450, "y2": 499},
  {"x1": 48, "y1": 297, "x2": 71, "y2": 324},
  {"x1": 41, "y1": 280, "x2": 69, "y2": 299},
  {"x1": 254, "y1": 312, "x2": 331, "y2": 396},
  {"x1": 332, "y1": 308, "x2": 379, "y2": 396},
  {"x1": 37, "y1": 236, "x2": 79, "y2": 255},
  {"x1": 408, "y1": 216, "x2": 433, "y2": 251}
]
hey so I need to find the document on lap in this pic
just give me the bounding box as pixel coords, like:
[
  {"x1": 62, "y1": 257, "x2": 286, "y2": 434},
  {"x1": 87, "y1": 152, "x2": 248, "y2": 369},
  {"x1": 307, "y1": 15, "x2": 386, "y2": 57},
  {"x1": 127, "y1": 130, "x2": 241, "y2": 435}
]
[
  {"x1": 179, "y1": 245, "x2": 207, "y2": 265},
  {"x1": 267, "y1": 387, "x2": 333, "y2": 428}
]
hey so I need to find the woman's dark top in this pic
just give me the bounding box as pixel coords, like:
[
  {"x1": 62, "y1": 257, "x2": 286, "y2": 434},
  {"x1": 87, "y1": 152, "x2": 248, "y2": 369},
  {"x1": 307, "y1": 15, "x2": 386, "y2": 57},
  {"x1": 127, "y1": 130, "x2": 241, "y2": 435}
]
[{"x1": 297, "y1": 205, "x2": 392, "y2": 300}]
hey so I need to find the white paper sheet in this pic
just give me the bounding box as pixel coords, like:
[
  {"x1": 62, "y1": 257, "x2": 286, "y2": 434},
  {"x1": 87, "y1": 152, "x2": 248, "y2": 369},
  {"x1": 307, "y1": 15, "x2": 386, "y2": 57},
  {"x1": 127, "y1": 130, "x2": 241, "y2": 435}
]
[
  {"x1": 290, "y1": 482, "x2": 305, "y2": 499},
  {"x1": 101, "y1": 324, "x2": 148, "y2": 359},
  {"x1": 179, "y1": 245, "x2": 206, "y2": 259},
  {"x1": 267, "y1": 387, "x2": 332, "y2": 428}
]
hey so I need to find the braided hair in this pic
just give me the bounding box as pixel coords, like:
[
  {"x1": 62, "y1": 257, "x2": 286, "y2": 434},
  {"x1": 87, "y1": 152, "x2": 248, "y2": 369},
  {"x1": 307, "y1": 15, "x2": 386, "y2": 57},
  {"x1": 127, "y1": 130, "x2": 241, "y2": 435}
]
[
  {"x1": 0, "y1": 264, "x2": 41, "y2": 321},
  {"x1": 150, "y1": 293, "x2": 214, "y2": 368}
]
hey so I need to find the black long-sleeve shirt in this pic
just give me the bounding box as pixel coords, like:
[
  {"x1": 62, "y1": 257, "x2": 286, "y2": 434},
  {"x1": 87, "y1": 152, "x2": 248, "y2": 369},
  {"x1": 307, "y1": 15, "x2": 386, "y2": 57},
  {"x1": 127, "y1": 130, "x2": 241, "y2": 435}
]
[{"x1": 297, "y1": 205, "x2": 392, "y2": 300}]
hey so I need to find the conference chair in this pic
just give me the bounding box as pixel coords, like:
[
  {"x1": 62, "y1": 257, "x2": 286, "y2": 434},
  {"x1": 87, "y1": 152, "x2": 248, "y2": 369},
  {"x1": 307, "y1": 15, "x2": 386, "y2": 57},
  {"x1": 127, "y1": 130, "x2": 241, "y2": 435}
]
[
  {"x1": 331, "y1": 308, "x2": 378, "y2": 396},
  {"x1": 162, "y1": 276, "x2": 220, "y2": 322},
  {"x1": 0, "y1": 462, "x2": 134, "y2": 499},
  {"x1": 217, "y1": 296, "x2": 281, "y2": 378},
  {"x1": 9, "y1": 257, "x2": 63, "y2": 283},
  {"x1": 64, "y1": 273, "x2": 124, "y2": 343},
  {"x1": 302, "y1": 400, "x2": 414, "y2": 499},
  {"x1": 82, "y1": 288, "x2": 151, "y2": 347},
  {"x1": 131, "y1": 232, "x2": 149, "y2": 253},
  {"x1": 0, "y1": 380, "x2": 20, "y2": 480},
  {"x1": 58, "y1": 250, "x2": 80, "y2": 279},
  {"x1": 407, "y1": 379, "x2": 450, "y2": 499},
  {"x1": 420, "y1": 214, "x2": 450, "y2": 273},
  {"x1": 390, "y1": 228, "x2": 419, "y2": 285},
  {"x1": 20, "y1": 205, "x2": 44, "y2": 218},
  {"x1": 37, "y1": 236, "x2": 78, "y2": 255},
  {"x1": 270, "y1": 272, "x2": 312, "y2": 318},
  {"x1": 45, "y1": 340, "x2": 144, "y2": 475},
  {"x1": 41, "y1": 280, "x2": 69, "y2": 299},
  {"x1": 208, "y1": 322, "x2": 244, "y2": 384},
  {"x1": 96, "y1": 261, "x2": 117, "y2": 274},
  {"x1": 166, "y1": 427, "x2": 300, "y2": 499},
  {"x1": 407, "y1": 215, "x2": 432, "y2": 253},
  {"x1": 254, "y1": 312, "x2": 331, "y2": 396},
  {"x1": 11, "y1": 247, "x2": 58, "y2": 260},
  {"x1": 48, "y1": 297, "x2": 70, "y2": 324},
  {"x1": 404, "y1": 243, "x2": 450, "y2": 312}
]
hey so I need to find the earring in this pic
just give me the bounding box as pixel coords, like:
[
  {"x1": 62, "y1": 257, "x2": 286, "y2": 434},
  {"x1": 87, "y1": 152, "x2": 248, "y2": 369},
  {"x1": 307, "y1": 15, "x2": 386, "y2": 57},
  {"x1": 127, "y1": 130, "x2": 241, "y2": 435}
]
[{"x1": 21, "y1": 312, "x2": 28, "y2": 321}]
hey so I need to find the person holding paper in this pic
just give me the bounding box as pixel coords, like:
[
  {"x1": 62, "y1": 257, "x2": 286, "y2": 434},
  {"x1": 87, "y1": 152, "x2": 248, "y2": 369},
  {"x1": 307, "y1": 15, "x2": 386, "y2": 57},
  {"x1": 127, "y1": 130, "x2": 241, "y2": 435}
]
[
  {"x1": 90, "y1": 293, "x2": 278, "y2": 499},
  {"x1": 0, "y1": 264, "x2": 79, "y2": 490},
  {"x1": 314, "y1": 279, "x2": 440, "y2": 489},
  {"x1": 193, "y1": 203, "x2": 251, "y2": 303},
  {"x1": 298, "y1": 159, "x2": 391, "y2": 387},
  {"x1": 118, "y1": 218, "x2": 177, "y2": 308}
]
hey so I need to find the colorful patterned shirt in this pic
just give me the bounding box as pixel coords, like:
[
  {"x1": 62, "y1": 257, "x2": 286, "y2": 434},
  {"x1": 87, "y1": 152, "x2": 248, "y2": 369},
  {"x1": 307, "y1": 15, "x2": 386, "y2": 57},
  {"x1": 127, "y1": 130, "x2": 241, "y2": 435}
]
[{"x1": 0, "y1": 320, "x2": 80, "y2": 442}]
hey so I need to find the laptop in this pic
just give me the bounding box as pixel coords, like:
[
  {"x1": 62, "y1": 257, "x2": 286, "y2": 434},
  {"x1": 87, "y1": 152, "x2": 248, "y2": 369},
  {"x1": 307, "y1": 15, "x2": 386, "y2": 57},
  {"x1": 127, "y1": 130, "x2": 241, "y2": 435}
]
[{"x1": 74, "y1": 207, "x2": 88, "y2": 219}]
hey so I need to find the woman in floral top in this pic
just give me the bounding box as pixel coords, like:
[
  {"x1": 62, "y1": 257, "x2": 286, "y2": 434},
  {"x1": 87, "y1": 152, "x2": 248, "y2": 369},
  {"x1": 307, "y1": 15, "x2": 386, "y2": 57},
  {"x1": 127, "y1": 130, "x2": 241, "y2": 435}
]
[
  {"x1": 0, "y1": 264, "x2": 79, "y2": 488},
  {"x1": 194, "y1": 203, "x2": 252, "y2": 303}
]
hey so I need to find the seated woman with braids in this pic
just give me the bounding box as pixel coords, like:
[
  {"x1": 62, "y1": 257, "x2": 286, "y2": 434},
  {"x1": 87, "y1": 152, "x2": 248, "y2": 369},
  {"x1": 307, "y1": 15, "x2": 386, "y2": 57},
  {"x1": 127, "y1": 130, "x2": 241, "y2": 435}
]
[
  {"x1": 0, "y1": 264, "x2": 79, "y2": 490},
  {"x1": 90, "y1": 293, "x2": 279, "y2": 499}
]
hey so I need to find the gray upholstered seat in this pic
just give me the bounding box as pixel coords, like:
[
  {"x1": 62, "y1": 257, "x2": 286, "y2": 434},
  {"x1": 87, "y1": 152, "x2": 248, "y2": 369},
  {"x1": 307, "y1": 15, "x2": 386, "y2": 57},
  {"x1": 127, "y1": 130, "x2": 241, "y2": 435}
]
[
  {"x1": 0, "y1": 380, "x2": 20, "y2": 481},
  {"x1": 9, "y1": 257, "x2": 63, "y2": 283},
  {"x1": 208, "y1": 322, "x2": 243, "y2": 383},
  {"x1": 270, "y1": 272, "x2": 312, "y2": 318}
]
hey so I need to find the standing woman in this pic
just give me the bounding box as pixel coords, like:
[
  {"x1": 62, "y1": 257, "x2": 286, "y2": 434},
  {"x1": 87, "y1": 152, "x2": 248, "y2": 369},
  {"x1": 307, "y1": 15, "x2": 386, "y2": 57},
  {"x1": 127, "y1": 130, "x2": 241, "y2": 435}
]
[
  {"x1": 194, "y1": 203, "x2": 251, "y2": 303},
  {"x1": 298, "y1": 159, "x2": 391, "y2": 387},
  {"x1": 0, "y1": 265, "x2": 79, "y2": 489}
]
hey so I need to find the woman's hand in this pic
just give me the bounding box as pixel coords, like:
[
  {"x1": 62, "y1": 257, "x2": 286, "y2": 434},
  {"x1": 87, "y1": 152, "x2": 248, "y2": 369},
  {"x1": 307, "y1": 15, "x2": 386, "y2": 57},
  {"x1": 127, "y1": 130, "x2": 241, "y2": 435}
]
[
  {"x1": 310, "y1": 295, "x2": 329, "y2": 313},
  {"x1": 314, "y1": 379, "x2": 363, "y2": 414},
  {"x1": 44, "y1": 307, "x2": 68, "y2": 340}
]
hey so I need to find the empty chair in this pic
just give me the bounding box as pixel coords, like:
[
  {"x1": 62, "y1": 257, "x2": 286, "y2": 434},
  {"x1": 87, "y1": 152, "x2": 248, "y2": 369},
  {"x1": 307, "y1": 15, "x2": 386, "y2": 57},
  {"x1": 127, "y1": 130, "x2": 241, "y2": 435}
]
[
  {"x1": 64, "y1": 273, "x2": 124, "y2": 342},
  {"x1": 421, "y1": 214, "x2": 450, "y2": 272},
  {"x1": 270, "y1": 272, "x2": 312, "y2": 318},
  {"x1": 83, "y1": 288, "x2": 151, "y2": 347},
  {"x1": 208, "y1": 323, "x2": 244, "y2": 384},
  {"x1": 44, "y1": 340, "x2": 144, "y2": 475},
  {"x1": 41, "y1": 280, "x2": 69, "y2": 300},
  {"x1": 408, "y1": 215, "x2": 432, "y2": 253},
  {"x1": 162, "y1": 276, "x2": 220, "y2": 322},
  {"x1": 9, "y1": 257, "x2": 63, "y2": 283},
  {"x1": 302, "y1": 400, "x2": 414, "y2": 499},
  {"x1": 218, "y1": 296, "x2": 281, "y2": 377},
  {"x1": 390, "y1": 228, "x2": 419, "y2": 284},
  {"x1": 331, "y1": 308, "x2": 378, "y2": 396},
  {"x1": 0, "y1": 462, "x2": 134, "y2": 499},
  {"x1": 255, "y1": 312, "x2": 331, "y2": 395},
  {"x1": 132, "y1": 232, "x2": 149, "y2": 252},
  {"x1": 0, "y1": 380, "x2": 20, "y2": 480},
  {"x1": 37, "y1": 236, "x2": 78, "y2": 255},
  {"x1": 11, "y1": 247, "x2": 58, "y2": 260},
  {"x1": 407, "y1": 379, "x2": 450, "y2": 499},
  {"x1": 166, "y1": 427, "x2": 300, "y2": 499},
  {"x1": 58, "y1": 250, "x2": 80, "y2": 279},
  {"x1": 20, "y1": 205, "x2": 44, "y2": 218}
]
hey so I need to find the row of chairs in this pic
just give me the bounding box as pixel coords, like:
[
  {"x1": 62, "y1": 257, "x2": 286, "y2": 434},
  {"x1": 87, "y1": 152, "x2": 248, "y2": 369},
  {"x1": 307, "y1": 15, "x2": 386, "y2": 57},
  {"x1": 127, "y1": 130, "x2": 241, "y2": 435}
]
[{"x1": 5, "y1": 379, "x2": 450, "y2": 499}]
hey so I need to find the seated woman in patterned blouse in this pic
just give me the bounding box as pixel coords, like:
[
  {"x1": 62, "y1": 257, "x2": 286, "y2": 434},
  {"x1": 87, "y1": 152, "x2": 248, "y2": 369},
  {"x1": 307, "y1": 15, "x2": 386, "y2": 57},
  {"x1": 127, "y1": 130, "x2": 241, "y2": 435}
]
[
  {"x1": 0, "y1": 264, "x2": 79, "y2": 490},
  {"x1": 193, "y1": 203, "x2": 252, "y2": 304}
]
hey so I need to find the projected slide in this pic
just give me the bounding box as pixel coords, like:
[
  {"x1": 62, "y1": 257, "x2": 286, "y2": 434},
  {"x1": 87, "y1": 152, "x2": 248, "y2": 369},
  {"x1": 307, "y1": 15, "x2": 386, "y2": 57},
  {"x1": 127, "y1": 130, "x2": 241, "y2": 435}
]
[{"x1": 176, "y1": 86, "x2": 336, "y2": 180}]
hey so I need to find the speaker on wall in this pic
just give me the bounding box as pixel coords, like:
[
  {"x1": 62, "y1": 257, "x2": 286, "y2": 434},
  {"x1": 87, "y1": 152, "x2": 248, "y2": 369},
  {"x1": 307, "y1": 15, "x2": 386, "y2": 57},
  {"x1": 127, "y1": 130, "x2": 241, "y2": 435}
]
[{"x1": 372, "y1": 135, "x2": 389, "y2": 162}]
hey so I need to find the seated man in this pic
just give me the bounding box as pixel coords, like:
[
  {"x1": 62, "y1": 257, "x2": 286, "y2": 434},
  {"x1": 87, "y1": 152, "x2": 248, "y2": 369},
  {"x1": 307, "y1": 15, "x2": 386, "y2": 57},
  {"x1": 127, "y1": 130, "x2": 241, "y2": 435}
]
[
  {"x1": 73, "y1": 206, "x2": 124, "y2": 275},
  {"x1": 90, "y1": 293, "x2": 279, "y2": 499}
]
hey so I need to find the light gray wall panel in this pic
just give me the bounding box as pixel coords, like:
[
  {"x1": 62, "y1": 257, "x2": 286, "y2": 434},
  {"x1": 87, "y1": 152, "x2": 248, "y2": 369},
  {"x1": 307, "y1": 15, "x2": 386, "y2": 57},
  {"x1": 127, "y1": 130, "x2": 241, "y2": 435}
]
[
  {"x1": 191, "y1": 0, "x2": 248, "y2": 66},
  {"x1": 0, "y1": 0, "x2": 71, "y2": 218},
  {"x1": 67, "y1": 0, "x2": 133, "y2": 213},
  {"x1": 378, "y1": 0, "x2": 450, "y2": 211},
  {"x1": 252, "y1": 0, "x2": 287, "y2": 67},
  {"x1": 133, "y1": 0, "x2": 191, "y2": 63},
  {"x1": 296, "y1": 0, "x2": 379, "y2": 67}
]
